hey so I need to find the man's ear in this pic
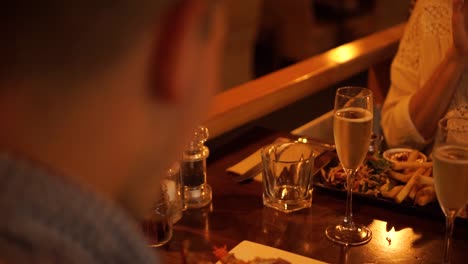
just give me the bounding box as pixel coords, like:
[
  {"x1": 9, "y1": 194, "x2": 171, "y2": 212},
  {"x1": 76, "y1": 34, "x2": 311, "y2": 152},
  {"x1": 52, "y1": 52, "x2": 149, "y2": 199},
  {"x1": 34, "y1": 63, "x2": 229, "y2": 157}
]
[{"x1": 149, "y1": 0, "x2": 206, "y2": 103}]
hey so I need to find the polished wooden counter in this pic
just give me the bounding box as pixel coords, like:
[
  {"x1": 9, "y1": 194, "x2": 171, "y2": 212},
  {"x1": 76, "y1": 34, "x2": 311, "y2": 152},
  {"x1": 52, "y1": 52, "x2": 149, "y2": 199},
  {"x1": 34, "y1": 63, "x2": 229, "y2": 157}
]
[
  {"x1": 158, "y1": 128, "x2": 468, "y2": 263},
  {"x1": 205, "y1": 23, "x2": 405, "y2": 138}
]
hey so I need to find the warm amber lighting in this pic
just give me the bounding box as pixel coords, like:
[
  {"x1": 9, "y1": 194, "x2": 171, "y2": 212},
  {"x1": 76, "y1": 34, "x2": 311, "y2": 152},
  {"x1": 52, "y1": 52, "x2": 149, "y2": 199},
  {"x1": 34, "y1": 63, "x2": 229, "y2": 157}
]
[
  {"x1": 203, "y1": 205, "x2": 213, "y2": 241},
  {"x1": 292, "y1": 74, "x2": 313, "y2": 84},
  {"x1": 369, "y1": 220, "x2": 421, "y2": 255},
  {"x1": 302, "y1": 242, "x2": 313, "y2": 254},
  {"x1": 327, "y1": 45, "x2": 358, "y2": 63}
]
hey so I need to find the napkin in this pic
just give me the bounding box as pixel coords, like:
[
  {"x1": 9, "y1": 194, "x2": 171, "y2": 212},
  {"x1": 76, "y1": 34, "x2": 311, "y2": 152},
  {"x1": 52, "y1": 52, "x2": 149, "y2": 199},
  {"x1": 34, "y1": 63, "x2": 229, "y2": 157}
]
[{"x1": 226, "y1": 137, "x2": 291, "y2": 182}]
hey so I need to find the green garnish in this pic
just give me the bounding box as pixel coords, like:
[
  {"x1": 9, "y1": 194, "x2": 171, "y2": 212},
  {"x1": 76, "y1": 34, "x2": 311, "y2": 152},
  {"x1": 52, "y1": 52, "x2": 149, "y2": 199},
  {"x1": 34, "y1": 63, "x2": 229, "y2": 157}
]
[{"x1": 367, "y1": 156, "x2": 392, "y2": 174}]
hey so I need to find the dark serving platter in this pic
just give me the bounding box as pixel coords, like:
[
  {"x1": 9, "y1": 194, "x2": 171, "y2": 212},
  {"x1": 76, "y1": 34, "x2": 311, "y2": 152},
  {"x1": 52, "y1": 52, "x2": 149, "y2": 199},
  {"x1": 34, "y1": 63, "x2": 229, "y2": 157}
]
[{"x1": 312, "y1": 151, "x2": 467, "y2": 224}]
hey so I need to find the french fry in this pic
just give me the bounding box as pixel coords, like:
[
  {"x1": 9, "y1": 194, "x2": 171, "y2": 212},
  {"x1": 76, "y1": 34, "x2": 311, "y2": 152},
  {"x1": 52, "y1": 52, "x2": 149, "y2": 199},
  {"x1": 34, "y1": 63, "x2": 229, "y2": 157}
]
[
  {"x1": 395, "y1": 167, "x2": 425, "y2": 203},
  {"x1": 408, "y1": 185, "x2": 418, "y2": 200},
  {"x1": 417, "y1": 175, "x2": 434, "y2": 186},
  {"x1": 389, "y1": 171, "x2": 412, "y2": 182},
  {"x1": 404, "y1": 151, "x2": 420, "y2": 174},
  {"x1": 419, "y1": 167, "x2": 428, "y2": 177},
  {"x1": 392, "y1": 161, "x2": 432, "y2": 171},
  {"x1": 379, "y1": 182, "x2": 390, "y2": 192},
  {"x1": 422, "y1": 167, "x2": 432, "y2": 177},
  {"x1": 365, "y1": 189, "x2": 379, "y2": 197},
  {"x1": 382, "y1": 185, "x2": 404, "y2": 199},
  {"x1": 415, "y1": 186, "x2": 437, "y2": 206},
  {"x1": 407, "y1": 150, "x2": 419, "y2": 162}
]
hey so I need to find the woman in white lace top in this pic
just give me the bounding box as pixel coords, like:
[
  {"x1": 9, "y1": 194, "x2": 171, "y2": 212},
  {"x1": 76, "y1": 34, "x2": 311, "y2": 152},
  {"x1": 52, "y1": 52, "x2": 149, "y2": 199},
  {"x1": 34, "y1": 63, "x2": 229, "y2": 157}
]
[{"x1": 381, "y1": 0, "x2": 468, "y2": 149}]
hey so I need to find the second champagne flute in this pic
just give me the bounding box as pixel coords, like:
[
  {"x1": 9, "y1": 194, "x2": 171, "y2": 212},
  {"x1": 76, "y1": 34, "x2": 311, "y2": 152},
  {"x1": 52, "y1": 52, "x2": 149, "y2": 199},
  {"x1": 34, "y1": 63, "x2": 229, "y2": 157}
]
[
  {"x1": 325, "y1": 86, "x2": 373, "y2": 246},
  {"x1": 432, "y1": 117, "x2": 468, "y2": 263}
]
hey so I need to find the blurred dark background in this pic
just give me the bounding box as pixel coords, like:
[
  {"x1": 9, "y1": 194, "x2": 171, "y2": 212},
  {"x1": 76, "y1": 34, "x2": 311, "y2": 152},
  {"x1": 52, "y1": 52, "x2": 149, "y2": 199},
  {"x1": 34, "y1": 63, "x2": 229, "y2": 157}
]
[
  {"x1": 214, "y1": 0, "x2": 410, "y2": 140},
  {"x1": 222, "y1": 0, "x2": 410, "y2": 90}
]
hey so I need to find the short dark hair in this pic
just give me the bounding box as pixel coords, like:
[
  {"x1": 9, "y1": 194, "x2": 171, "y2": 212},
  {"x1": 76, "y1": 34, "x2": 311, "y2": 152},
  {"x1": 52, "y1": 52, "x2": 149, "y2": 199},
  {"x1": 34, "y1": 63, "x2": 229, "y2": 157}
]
[{"x1": 0, "y1": 1, "x2": 171, "y2": 86}]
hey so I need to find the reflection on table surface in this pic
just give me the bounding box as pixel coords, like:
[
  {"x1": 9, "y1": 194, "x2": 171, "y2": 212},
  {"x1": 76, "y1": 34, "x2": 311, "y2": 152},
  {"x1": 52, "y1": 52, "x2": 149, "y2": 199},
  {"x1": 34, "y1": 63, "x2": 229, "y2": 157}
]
[{"x1": 156, "y1": 128, "x2": 468, "y2": 264}]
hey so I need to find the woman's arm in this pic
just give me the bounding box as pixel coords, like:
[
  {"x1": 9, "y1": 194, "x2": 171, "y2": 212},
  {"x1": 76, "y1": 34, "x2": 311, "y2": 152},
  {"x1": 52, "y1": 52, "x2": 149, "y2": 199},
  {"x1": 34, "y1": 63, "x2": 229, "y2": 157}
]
[
  {"x1": 382, "y1": 0, "x2": 468, "y2": 148},
  {"x1": 409, "y1": 0, "x2": 467, "y2": 140},
  {"x1": 408, "y1": 47, "x2": 464, "y2": 140}
]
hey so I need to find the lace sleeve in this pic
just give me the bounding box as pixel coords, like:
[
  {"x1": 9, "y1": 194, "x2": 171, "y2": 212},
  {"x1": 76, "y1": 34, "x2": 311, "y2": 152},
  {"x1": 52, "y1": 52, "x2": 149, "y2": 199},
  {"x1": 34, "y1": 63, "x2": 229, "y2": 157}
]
[
  {"x1": 381, "y1": 0, "x2": 452, "y2": 148},
  {"x1": 418, "y1": 0, "x2": 452, "y2": 87},
  {"x1": 393, "y1": 13, "x2": 421, "y2": 73},
  {"x1": 393, "y1": 0, "x2": 451, "y2": 75}
]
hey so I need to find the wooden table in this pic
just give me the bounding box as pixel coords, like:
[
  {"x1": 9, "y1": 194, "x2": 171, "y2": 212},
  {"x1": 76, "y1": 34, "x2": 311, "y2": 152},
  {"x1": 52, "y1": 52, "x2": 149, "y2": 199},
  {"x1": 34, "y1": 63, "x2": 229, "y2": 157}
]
[{"x1": 157, "y1": 128, "x2": 468, "y2": 263}]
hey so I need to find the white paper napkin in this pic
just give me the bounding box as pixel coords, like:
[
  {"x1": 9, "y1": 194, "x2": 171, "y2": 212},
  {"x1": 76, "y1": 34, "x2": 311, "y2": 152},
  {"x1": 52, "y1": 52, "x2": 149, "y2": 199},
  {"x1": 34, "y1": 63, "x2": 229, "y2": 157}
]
[
  {"x1": 226, "y1": 137, "x2": 291, "y2": 182},
  {"x1": 226, "y1": 148, "x2": 262, "y2": 175}
]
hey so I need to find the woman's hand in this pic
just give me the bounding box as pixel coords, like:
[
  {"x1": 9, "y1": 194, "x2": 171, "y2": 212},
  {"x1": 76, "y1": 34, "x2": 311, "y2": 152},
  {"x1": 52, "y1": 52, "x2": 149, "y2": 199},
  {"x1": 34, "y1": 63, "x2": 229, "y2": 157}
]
[{"x1": 453, "y1": 0, "x2": 468, "y2": 59}]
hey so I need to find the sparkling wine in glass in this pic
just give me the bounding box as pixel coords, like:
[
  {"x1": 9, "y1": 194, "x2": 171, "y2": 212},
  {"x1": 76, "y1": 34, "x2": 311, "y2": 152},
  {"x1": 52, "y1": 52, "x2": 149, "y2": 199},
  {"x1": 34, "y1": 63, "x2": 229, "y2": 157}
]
[
  {"x1": 433, "y1": 117, "x2": 468, "y2": 263},
  {"x1": 325, "y1": 86, "x2": 373, "y2": 246}
]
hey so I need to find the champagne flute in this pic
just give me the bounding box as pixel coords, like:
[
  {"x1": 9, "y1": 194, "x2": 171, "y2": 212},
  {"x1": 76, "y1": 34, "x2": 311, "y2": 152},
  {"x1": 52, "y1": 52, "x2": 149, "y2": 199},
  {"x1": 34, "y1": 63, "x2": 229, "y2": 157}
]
[
  {"x1": 325, "y1": 86, "x2": 373, "y2": 246},
  {"x1": 433, "y1": 117, "x2": 468, "y2": 263}
]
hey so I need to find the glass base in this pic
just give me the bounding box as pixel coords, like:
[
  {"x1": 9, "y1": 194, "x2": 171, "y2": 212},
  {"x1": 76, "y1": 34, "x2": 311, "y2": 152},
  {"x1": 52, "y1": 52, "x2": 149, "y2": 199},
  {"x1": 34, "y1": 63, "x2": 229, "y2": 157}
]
[
  {"x1": 263, "y1": 192, "x2": 312, "y2": 213},
  {"x1": 141, "y1": 217, "x2": 173, "y2": 248},
  {"x1": 169, "y1": 199, "x2": 183, "y2": 224},
  {"x1": 184, "y1": 184, "x2": 212, "y2": 209},
  {"x1": 325, "y1": 223, "x2": 372, "y2": 246}
]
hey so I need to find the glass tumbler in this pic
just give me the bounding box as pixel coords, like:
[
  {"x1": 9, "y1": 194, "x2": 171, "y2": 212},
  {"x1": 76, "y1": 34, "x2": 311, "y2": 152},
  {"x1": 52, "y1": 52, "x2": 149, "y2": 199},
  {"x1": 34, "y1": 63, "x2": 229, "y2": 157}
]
[
  {"x1": 141, "y1": 185, "x2": 173, "y2": 247},
  {"x1": 261, "y1": 141, "x2": 315, "y2": 213},
  {"x1": 164, "y1": 163, "x2": 184, "y2": 224}
]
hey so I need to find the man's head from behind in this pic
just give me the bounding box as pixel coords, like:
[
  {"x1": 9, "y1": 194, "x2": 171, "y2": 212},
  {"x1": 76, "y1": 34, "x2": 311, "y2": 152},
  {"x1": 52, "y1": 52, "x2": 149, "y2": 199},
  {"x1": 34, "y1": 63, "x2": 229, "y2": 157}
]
[{"x1": 0, "y1": 0, "x2": 225, "y2": 218}]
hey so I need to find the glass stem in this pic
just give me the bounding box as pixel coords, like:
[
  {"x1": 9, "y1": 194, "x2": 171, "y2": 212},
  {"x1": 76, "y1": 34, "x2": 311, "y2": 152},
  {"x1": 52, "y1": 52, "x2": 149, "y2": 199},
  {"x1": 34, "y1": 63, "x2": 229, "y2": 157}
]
[
  {"x1": 443, "y1": 211, "x2": 456, "y2": 264},
  {"x1": 343, "y1": 169, "x2": 356, "y2": 227},
  {"x1": 338, "y1": 245, "x2": 350, "y2": 264}
]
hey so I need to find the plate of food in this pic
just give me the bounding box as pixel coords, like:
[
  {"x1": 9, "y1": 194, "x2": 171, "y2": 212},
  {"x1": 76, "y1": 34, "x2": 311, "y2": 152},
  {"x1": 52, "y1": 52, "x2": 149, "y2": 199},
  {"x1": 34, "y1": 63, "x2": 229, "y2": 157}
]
[
  {"x1": 215, "y1": 241, "x2": 328, "y2": 264},
  {"x1": 314, "y1": 148, "x2": 467, "y2": 219}
]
